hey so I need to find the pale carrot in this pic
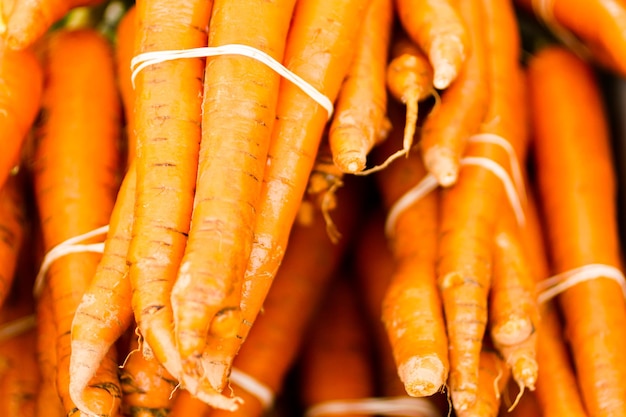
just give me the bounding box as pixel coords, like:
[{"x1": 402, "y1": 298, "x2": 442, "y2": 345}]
[
  {"x1": 170, "y1": 0, "x2": 298, "y2": 396},
  {"x1": 418, "y1": 0, "x2": 489, "y2": 186},
  {"x1": 328, "y1": 0, "x2": 393, "y2": 173},
  {"x1": 395, "y1": 0, "x2": 469, "y2": 90},
  {"x1": 0, "y1": 0, "x2": 105, "y2": 50},
  {"x1": 0, "y1": 45, "x2": 43, "y2": 188},
  {"x1": 31, "y1": 28, "x2": 122, "y2": 417},
  {"x1": 128, "y1": 0, "x2": 211, "y2": 399},
  {"x1": 529, "y1": 45, "x2": 626, "y2": 416}
]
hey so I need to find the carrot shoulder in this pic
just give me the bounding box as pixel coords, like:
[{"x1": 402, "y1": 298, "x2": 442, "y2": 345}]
[
  {"x1": 31, "y1": 28, "x2": 121, "y2": 417},
  {"x1": 170, "y1": 0, "x2": 297, "y2": 398},
  {"x1": 529, "y1": 45, "x2": 626, "y2": 417}
]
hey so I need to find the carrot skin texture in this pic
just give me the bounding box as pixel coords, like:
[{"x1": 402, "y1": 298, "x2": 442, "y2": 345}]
[
  {"x1": 419, "y1": 0, "x2": 489, "y2": 186},
  {"x1": 456, "y1": 350, "x2": 509, "y2": 417},
  {"x1": 0, "y1": 46, "x2": 43, "y2": 188},
  {"x1": 529, "y1": 46, "x2": 626, "y2": 417},
  {"x1": 171, "y1": 0, "x2": 297, "y2": 395},
  {"x1": 375, "y1": 104, "x2": 449, "y2": 397},
  {"x1": 395, "y1": 0, "x2": 469, "y2": 90},
  {"x1": 2, "y1": 0, "x2": 105, "y2": 50},
  {"x1": 128, "y1": 0, "x2": 211, "y2": 391},
  {"x1": 328, "y1": 0, "x2": 393, "y2": 173},
  {"x1": 31, "y1": 28, "x2": 121, "y2": 417},
  {"x1": 240, "y1": 0, "x2": 370, "y2": 349}
]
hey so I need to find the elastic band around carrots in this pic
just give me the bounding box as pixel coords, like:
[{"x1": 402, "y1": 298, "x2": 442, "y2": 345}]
[
  {"x1": 304, "y1": 396, "x2": 441, "y2": 417},
  {"x1": 130, "y1": 44, "x2": 334, "y2": 117},
  {"x1": 536, "y1": 264, "x2": 626, "y2": 304},
  {"x1": 0, "y1": 315, "x2": 36, "y2": 343},
  {"x1": 33, "y1": 225, "x2": 109, "y2": 297},
  {"x1": 229, "y1": 368, "x2": 275, "y2": 410}
]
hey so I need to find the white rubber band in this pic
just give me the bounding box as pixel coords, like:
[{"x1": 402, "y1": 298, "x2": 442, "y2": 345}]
[
  {"x1": 384, "y1": 173, "x2": 439, "y2": 237},
  {"x1": 131, "y1": 43, "x2": 334, "y2": 118},
  {"x1": 33, "y1": 225, "x2": 109, "y2": 298},
  {"x1": 0, "y1": 314, "x2": 36, "y2": 343},
  {"x1": 467, "y1": 133, "x2": 527, "y2": 207},
  {"x1": 537, "y1": 264, "x2": 626, "y2": 304},
  {"x1": 305, "y1": 396, "x2": 441, "y2": 417},
  {"x1": 229, "y1": 367, "x2": 274, "y2": 410}
]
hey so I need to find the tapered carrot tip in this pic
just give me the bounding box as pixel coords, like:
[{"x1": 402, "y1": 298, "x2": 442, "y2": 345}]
[
  {"x1": 492, "y1": 316, "x2": 533, "y2": 346},
  {"x1": 423, "y1": 146, "x2": 458, "y2": 186},
  {"x1": 511, "y1": 354, "x2": 538, "y2": 391},
  {"x1": 452, "y1": 387, "x2": 478, "y2": 412},
  {"x1": 430, "y1": 37, "x2": 464, "y2": 90},
  {"x1": 69, "y1": 340, "x2": 108, "y2": 417},
  {"x1": 398, "y1": 354, "x2": 447, "y2": 396},
  {"x1": 334, "y1": 149, "x2": 367, "y2": 173}
]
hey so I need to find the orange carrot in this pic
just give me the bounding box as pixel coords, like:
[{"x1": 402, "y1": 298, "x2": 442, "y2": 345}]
[
  {"x1": 418, "y1": 0, "x2": 489, "y2": 187},
  {"x1": 489, "y1": 214, "x2": 539, "y2": 393},
  {"x1": 1, "y1": 0, "x2": 105, "y2": 50},
  {"x1": 69, "y1": 163, "x2": 135, "y2": 416},
  {"x1": 239, "y1": 0, "x2": 369, "y2": 366},
  {"x1": 170, "y1": 0, "x2": 297, "y2": 397},
  {"x1": 299, "y1": 275, "x2": 375, "y2": 417},
  {"x1": 0, "y1": 326, "x2": 39, "y2": 417},
  {"x1": 374, "y1": 104, "x2": 448, "y2": 398},
  {"x1": 0, "y1": 175, "x2": 26, "y2": 308},
  {"x1": 31, "y1": 28, "x2": 121, "y2": 417},
  {"x1": 502, "y1": 389, "x2": 543, "y2": 417},
  {"x1": 0, "y1": 46, "x2": 43, "y2": 188},
  {"x1": 210, "y1": 181, "x2": 360, "y2": 417},
  {"x1": 35, "y1": 287, "x2": 64, "y2": 417},
  {"x1": 515, "y1": 0, "x2": 626, "y2": 77},
  {"x1": 385, "y1": 35, "x2": 434, "y2": 164},
  {"x1": 169, "y1": 391, "x2": 210, "y2": 417},
  {"x1": 395, "y1": 0, "x2": 469, "y2": 90},
  {"x1": 456, "y1": 350, "x2": 509, "y2": 417},
  {"x1": 327, "y1": 0, "x2": 393, "y2": 173},
  {"x1": 521, "y1": 186, "x2": 587, "y2": 417},
  {"x1": 128, "y1": 0, "x2": 211, "y2": 398},
  {"x1": 529, "y1": 45, "x2": 626, "y2": 417},
  {"x1": 114, "y1": 5, "x2": 137, "y2": 166},
  {"x1": 119, "y1": 335, "x2": 178, "y2": 417}
]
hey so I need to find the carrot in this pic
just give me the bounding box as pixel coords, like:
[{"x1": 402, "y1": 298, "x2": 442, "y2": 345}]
[
  {"x1": 299, "y1": 275, "x2": 375, "y2": 417},
  {"x1": 456, "y1": 350, "x2": 509, "y2": 417},
  {"x1": 119, "y1": 335, "x2": 178, "y2": 417},
  {"x1": 489, "y1": 214, "x2": 539, "y2": 393},
  {"x1": 128, "y1": 0, "x2": 211, "y2": 399},
  {"x1": 327, "y1": 0, "x2": 393, "y2": 174},
  {"x1": 169, "y1": 391, "x2": 210, "y2": 417},
  {"x1": 170, "y1": 0, "x2": 298, "y2": 397},
  {"x1": 31, "y1": 28, "x2": 122, "y2": 417},
  {"x1": 521, "y1": 186, "x2": 587, "y2": 417},
  {"x1": 0, "y1": 0, "x2": 105, "y2": 50},
  {"x1": 385, "y1": 34, "x2": 434, "y2": 166},
  {"x1": 502, "y1": 389, "x2": 543, "y2": 417},
  {"x1": 210, "y1": 181, "x2": 360, "y2": 417},
  {"x1": 35, "y1": 287, "x2": 64, "y2": 417},
  {"x1": 515, "y1": 0, "x2": 626, "y2": 77},
  {"x1": 418, "y1": 0, "x2": 489, "y2": 187},
  {"x1": 238, "y1": 0, "x2": 369, "y2": 365},
  {"x1": 0, "y1": 45, "x2": 43, "y2": 188},
  {"x1": 114, "y1": 5, "x2": 137, "y2": 166},
  {"x1": 372, "y1": 103, "x2": 448, "y2": 398},
  {"x1": 0, "y1": 326, "x2": 39, "y2": 417},
  {"x1": 0, "y1": 175, "x2": 26, "y2": 308},
  {"x1": 395, "y1": 0, "x2": 469, "y2": 90},
  {"x1": 528, "y1": 45, "x2": 626, "y2": 417}
]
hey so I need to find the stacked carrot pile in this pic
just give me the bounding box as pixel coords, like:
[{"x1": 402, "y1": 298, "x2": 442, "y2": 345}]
[{"x1": 1, "y1": 0, "x2": 626, "y2": 416}]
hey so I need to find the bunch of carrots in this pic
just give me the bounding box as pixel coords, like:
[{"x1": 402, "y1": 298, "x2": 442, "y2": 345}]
[{"x1": 2, "y1": 0, "x2": 626, "y2": 416}]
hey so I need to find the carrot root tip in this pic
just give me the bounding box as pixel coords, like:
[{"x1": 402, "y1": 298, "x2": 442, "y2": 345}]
[
  {"x1": 423, "y1": 146, "x2": 458, "y2": 187},
  {"x1": 398, "y1": 354, "x2": 447, "y2": 396}
]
